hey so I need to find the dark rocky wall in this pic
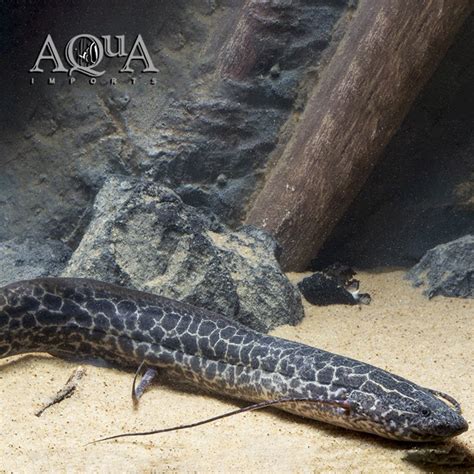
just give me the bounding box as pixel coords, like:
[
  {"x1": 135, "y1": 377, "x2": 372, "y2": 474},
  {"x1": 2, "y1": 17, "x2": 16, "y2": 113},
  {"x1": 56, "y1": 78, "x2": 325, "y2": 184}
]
[
  {"x1": 314, "y1": 13, "x2": 474, "y2": 269},
  {"x1": 0, "y1": 0, "x2": 352, "y2": 247}
]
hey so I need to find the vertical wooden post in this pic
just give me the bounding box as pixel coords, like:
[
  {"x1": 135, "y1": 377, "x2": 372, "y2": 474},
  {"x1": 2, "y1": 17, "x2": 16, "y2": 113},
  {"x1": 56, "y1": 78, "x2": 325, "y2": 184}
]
[{"x1": 245, "y1": 0, "x2": 473, "y2": 271}]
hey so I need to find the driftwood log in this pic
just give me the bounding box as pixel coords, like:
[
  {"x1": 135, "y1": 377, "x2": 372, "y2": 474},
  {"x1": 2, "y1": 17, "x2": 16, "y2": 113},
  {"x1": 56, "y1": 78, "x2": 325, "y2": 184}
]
[
  {"x1": 245, "y1": 0, "x2": 474, "y2": 271},
  {"x1": 217, "y1": 0, "x2": 287, "y2": 81}
]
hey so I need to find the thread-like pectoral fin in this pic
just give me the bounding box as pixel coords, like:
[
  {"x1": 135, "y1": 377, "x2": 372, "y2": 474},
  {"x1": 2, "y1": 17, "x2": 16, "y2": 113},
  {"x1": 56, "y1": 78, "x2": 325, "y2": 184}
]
[
  {"x1": 132, "y1": 361, "x2": 158, "y2": 406},
  {"x1": 91, "y1": 396, "x2": 352, "y2": 444}
]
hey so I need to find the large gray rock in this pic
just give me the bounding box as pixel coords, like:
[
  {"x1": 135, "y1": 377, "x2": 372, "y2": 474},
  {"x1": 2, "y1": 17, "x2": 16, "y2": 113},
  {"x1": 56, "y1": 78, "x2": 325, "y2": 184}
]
[
  {"x1": 63, "y1": 176, "x2": 303, "y2": 332},
  {"x1": 0, "y1": 238, "x2": 72, "y2": 287},
  {"x1": 406, "y1": 235, "x2": 473, "y2": 299}
]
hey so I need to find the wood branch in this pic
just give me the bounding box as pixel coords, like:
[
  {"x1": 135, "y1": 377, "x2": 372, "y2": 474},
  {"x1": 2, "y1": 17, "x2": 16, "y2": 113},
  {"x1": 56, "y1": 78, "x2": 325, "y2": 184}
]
[
  {"x1": 216, "y1": 0, "x2": 287, "y2": 81},
  {"x1": 245, "y1": 0, "x2": 474, "y2": 271}
]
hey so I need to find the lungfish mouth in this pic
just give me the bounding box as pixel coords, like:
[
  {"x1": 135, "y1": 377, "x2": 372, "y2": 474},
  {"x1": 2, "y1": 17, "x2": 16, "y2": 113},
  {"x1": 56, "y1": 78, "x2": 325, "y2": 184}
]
[
  {"x1": 420, "y1": 414, "x2": 469, "y2": 440},
  {"x1": 424, "y1": 387, "x2": 469, "y2": 438},
  {"x1": 445, "y1": 417, "x2": 469, "y2": 437}
]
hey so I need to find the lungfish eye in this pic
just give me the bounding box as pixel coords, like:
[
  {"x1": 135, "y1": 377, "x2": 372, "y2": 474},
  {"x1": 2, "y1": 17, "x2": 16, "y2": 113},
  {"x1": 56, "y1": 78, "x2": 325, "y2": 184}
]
[{"x1": 420, "y1": 408, "x2": 431, "y2": 417}]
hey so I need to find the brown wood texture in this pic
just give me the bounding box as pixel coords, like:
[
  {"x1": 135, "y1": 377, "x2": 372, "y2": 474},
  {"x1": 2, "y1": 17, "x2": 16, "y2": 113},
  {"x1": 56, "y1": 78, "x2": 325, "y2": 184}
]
[
  {"x1": 216, "y1": 0, "x2": 286, "y2": 81},
  {"x1": 245, "y1": 0, "x2": 474, "y2": 271}
]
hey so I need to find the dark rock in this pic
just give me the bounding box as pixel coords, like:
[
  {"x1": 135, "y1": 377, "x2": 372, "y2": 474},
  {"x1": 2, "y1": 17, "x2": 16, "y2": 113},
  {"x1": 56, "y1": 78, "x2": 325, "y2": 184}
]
[
  {"x1": 0, "y1": 238, "x2": 72, "y2": 287},
  {"x1": 406, "y1": 235, "x2": 473, "y2": 299},
  {"x1": 298, "y1": 272, "x2": 357, "y2": 306},
  {"x1": 63, "y1": 176, "x2": 303, "y2": 332},
  {"x1": 298, "y1": 264, "x2": 371, "y2": 306}
]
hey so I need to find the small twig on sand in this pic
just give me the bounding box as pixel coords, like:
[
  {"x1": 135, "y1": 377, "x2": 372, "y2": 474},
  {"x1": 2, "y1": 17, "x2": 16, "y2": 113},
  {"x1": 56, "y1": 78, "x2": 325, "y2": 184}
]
[{"x1": 35, "y1": 366, "x2": 86, "y2": 417}]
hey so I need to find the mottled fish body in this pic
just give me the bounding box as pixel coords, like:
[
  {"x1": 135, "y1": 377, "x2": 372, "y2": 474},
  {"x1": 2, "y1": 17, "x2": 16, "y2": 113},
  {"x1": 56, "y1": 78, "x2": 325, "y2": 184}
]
[{"x1": 0, "y1": 278, "x2": 468, "y2": 441}]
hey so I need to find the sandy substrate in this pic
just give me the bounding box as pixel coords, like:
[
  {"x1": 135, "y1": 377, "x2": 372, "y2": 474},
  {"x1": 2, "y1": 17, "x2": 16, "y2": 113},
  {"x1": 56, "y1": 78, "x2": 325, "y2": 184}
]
[{"x1": 0, "y1": 270, "x2": 472, "y2": 473}]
